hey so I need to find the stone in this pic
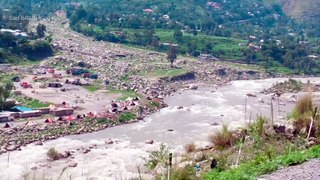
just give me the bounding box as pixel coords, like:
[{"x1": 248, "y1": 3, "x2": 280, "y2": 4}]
[
  {"x1": 247, "y1": 93, "x2": 257, "y2": 97},
  {"x1": 194, "y1": 151, "x2": 205, "y2": 162},
  {"x1": 77, "y1": 127, "x2": 85, "y2": 134},
  {"x1": 105, "y1": 139, "x2": 114, "y2": 144},
  {"x1": 31, "y1": 166, "x2": 38, "y2": 170},
  {"x1": 189, "y1": 84, "x2": 198, "y2": 90},
  {"x1": 68, "y1": 161, "x2": 78, "y2": 168},
  {"x1": 307, "y1": 141, "x2": 316, "y2": 147},
  {"x1": 34, "y1": 141, "x2": 43, "y2": 146},
  {"x1": 145, "y1": 139, "x2": 154, "y2": 144},
  {"x1": 177, "y1": 106, "x2": 183, "y2": 110},
  {"x1": 83, "y1": 149, "x2": 90, "y2": 154},
  {"x1": 62, "y1": 151, "x2": 71, "y2": 158},
  {"x1": 211, "y1": 122, "x2": 220, "y2": 126},
  {"x1": 6, "y1": 145, "x2": 17, "y2": 151},
  {"x1": 167, "y1": 129, "x2": 174, "y2": 132}
]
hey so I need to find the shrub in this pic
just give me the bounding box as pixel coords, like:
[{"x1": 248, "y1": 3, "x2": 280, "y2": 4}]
[
  {"x1": 47, "y1": 147, "x2": 60, "y2": 160},
  {"x1": 145, "y1": 144, "x2": 170, "y2": 170},
  {"x1": 209, "y1": 125, "x2": 235, "y2": 150},
  {"x1": 172, "y1": 165, "x2": 196, "y2": 180},
  {"x1": 248, "y1": 116, "x2": 267, "y2": 140},
  {"x1": 184, "y1": 143, "x2": 196, "y2": 153},
  {"x1": 97, "y1": 118, "x2": 107, "y2": 124},
  {"x1": 289, "y1": 95, "x2": 317, "y2": 135},
  {"x1": 294, "y1": 95, "x2": 313, "y2": 116},
  {"x1": 119, "y1": 112, "x2": 136, "y2": 123}
]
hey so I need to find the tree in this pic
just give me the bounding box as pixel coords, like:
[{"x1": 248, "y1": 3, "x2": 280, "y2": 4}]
[
  {"x1": 0, "y1": 82, "x2": 13, "y2": 110},
  {"x1": 150, "y1": 36, "x2": 160, "y2": 49},
  {"x1": 192, "y1": 29, "x2": 198, "y2": 36},
  {"x1": 36, "y1": 23, "x2": 46, "y2": 38},
  {"x1": 167, "y1": 45, "x2": 178, "y2": 67},
  {"x1": 173, "y1": 29, "x2": 183, "y2": 42}
]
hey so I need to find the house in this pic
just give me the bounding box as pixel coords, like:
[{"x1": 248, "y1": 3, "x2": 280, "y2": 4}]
[
  {"x1": 0, "y1": 114, "x2": 14, "y2": 123},
  {"x1": 19, "y1": 110, "x2": 42, "y2": 119},
  {"x1": 50, "y1": 108, "x2": 74, "y2": 116},
  {"x1": 143, "y1": 9, "x2": 153, "y2": 13},
  {"x1": 163, "y1": 15, "x2": 170, "y2": 20}
]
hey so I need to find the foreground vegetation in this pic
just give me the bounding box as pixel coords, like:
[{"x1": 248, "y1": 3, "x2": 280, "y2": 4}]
[{"x1": 143, "y1": 94, "x2": 320, "y2": 179}]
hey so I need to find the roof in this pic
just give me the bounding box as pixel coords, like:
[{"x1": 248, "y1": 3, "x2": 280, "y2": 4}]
[{"x1": 13, "y1": 106, "x2": 33, "y2": 112}]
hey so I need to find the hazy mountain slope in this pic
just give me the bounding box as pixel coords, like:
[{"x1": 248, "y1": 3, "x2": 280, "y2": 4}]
[{"x1": 275, "y1": 0, "x2": 320, "y2": 20}]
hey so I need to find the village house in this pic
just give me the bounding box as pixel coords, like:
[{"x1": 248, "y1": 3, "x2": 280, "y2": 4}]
[{"x1": 0, "y1": 114, "x2": 14, "y2": 123}]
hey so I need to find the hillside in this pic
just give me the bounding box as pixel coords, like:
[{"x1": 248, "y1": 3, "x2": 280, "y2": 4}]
[{"x1": 275, "y1": 0, "x2": 320, "y2": 20}]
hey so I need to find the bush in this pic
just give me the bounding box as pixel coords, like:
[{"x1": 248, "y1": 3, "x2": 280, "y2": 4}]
[
  {"x1": 145, "y1": 144, "x2": 170, "y2": 170},
  {"x1": 172, "y1": 165, "x2": 196, "y2": 180},
  {"x1": 47, "y1": 147, "x2": 60, "y2": 160},
  {"x1": 184, "y1": 143, "x2": 196, "y2": 153},
  {"x1": 248, "y1": 116, "x2": 267, "y2": 139},
  {"x1": 119, "y1": 112, "x2": 136, "y2": 123},
  {"x1": 294, "y1": 95, "x2": 313, "y2": 116},
  {"x1": 209, "y1": 125, "x2": 235, "y2": 150},
  {"x1": 290, "y1": 95, "x2": 317, "y2": 135}
]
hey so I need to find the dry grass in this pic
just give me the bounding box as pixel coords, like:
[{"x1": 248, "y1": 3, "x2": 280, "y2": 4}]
[
  {"x1": 209, "y1": 125, "x2": 235, "y2": 150},
  {"x1": 184, "y1": 143, "x2": 196, "y2": 153},
  {"x1": 295, "y1": 94, "x2": 313, "y2": 116},
  {"x1": 290, "y1": 95, "x2": 317, "y2": 136},
  {"x1": 172, "y1": 165, "x2": 197, "y2": 180}
]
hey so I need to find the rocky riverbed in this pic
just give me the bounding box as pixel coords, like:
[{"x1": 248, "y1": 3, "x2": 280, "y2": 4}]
[
  {"x1": 1, "y1": 78, "x2": 320, "y2": 179},
  {"x1": 30, "y1": 17, "x2": 267, "y2": 99}
]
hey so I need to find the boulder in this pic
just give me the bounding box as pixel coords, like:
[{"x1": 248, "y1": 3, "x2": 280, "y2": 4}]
[
  {"x1": 246, "y1": 93, "x2": 257, "y2": 97},
  {"x1": 34, "y1": 141, "x2": 43, "y2": 146},
  {"x1": 68, "y1": 161, "x2": 78, "y2": 168},
  {"x1": 62, "y1": 151, "x2": 71, "y2": 158},
  {"x1": 77, "y1": 127, "x2": 85, "y2": 134},
  {"x1": 145, "y1": 139, "x2": 154, "y2": 144},
  {"x1": 177, "y1": 106, "x2": 183, "y2": 110},
  {"x1": 6, "y1": 145, "x2": 17, "y2": 151},
  {"x1": 83, "y1": 148, "x2": 90, "y2": 154},
  {"x1": 105, "y1": 139, "x2": 114, "y2": 144},
  {"x1": 189, "y1": 84, "x2": 198, "y2": 90},
  {"x1": 193, "y1": 151, "x2": 205, "y2": 162}
]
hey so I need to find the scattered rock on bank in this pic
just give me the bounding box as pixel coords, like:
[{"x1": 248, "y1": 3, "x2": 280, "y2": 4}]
[{"x1": 145, "y1": 139, "x2": 154, "y2": 144}]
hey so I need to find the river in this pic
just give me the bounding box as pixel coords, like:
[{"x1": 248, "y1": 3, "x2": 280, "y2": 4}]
[{"x1": 1, "y1": 78, "x2": 319, "y2": 179}]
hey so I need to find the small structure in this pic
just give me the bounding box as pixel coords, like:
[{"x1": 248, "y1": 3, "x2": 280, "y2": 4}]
[
  {"x1": 50, "y1": 108, "x2": 74, "y2": 116},
  {"x1": 3, "y1": 122, "x2": 15, "y2": 128},
  {"x1": 19, "y1": 110, "x2": 42, "y2": 118},
  {"x1": 38, "y1": 107, "x2": 50, "y2": 114},
  {"x1": 0, "y1": 114, "x2": 14, "y2": 123}
]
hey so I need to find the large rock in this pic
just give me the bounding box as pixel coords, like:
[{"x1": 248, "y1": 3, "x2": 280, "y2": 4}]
[
  {"x1": 189, "y1": 84, "x2": 198, "y2": 90},
  {"x1": 145, "y1": 139, "x2": 154, "y2": 144},
  {"x1": 6, "y1": 145, "x2": 17, "y2": 151},
  {"x1": 68, "y1": 161, "x2": 78, "y2": 168},
  {"x1": 34, "y1": 141, "x2": 43, "y2": 146},
  {"x1": 193, "y1": 151, "x2": 205, "y2": 162},
  {"x1": 105, "y1": 138, "x2": 114, "y2": 144},
  {"x1": 83, "y1": 148, "x2": 91, "y2": 154}
]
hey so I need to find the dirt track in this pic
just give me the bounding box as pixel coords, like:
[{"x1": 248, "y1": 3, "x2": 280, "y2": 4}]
[{"x1": 260, "y1": 159, "x2": 320, "y2": 180}]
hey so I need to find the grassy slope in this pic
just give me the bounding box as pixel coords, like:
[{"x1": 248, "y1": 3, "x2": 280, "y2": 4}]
[{"x1": 204, "y1": 144, "x2": 320, "y2": 180}]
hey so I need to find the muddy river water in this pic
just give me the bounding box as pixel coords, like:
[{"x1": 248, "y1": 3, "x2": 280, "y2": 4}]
[{"x1": 1, "y1": 78, "x2": 320, "y2": 179}]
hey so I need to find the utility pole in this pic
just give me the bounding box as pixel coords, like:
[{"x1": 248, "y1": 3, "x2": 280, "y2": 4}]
[{"x1": 167, "y1": 153, "x2": 172, "y2": 180}]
